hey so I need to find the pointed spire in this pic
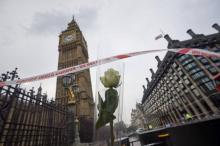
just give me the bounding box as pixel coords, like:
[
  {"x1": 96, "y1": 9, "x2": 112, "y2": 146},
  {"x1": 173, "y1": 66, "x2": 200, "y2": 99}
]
[
  {"x1": 67, "y1": 15, "x2": 79, "y2": 30},
  {"x1": 71, "y1": 15, "x2": 75, "y2": 23},
  {"x1": 37, "y1": 84, "x2": 42, "y2": 95},
  {"x1": 68, "y1": 15, "x2": 76, "y2": 25}
]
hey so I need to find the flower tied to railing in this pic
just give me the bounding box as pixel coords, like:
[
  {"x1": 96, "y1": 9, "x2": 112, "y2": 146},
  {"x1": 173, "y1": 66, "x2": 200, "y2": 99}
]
[{"x1": 96, "y1": 68, "x2": 121, "y2": 146}]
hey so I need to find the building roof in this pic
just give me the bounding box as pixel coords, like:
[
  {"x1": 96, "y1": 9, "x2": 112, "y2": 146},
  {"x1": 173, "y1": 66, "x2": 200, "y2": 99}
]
[{"x1": 142, "y1": 23, "x2": 220, "y2": 103}]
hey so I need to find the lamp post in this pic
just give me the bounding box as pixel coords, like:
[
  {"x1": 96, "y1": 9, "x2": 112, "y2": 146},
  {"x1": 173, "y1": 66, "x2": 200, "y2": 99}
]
[
  {"x1": 72, "y1": 82, "x2": 80, "y2": 144},
  {"x1": 62, "y1": 74, "x2": 80, "y2": 145}
]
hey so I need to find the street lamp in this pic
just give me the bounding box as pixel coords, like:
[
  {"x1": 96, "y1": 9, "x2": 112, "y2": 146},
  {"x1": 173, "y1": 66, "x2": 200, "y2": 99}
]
[
  {"x1": 62, "y1": 75, "x2": 72, "y2": 87},
  {"x1": 62, "y1": 74, "x2": 80, "y2": 145},
  {"x1": 72, "y1": 82, "x2": 81, "y2": 144}
]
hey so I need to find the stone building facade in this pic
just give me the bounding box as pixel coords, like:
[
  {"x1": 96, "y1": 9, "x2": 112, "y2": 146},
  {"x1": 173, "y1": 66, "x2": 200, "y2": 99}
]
[
  {"x1": 130, "y1": 103, "x2": 146, "y2": 129},
  {"x1": 141, "y1": 23, "x2": 220, "y2": 128},
  {"x1": 55, "y1": 17, "x2": 94, "y2": 119}
]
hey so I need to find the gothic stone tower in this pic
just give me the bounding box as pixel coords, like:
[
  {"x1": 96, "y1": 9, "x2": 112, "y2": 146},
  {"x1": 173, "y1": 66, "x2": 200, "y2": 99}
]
[{"x1": 55, "y1": 17, "x2": 94, "y2": 119}]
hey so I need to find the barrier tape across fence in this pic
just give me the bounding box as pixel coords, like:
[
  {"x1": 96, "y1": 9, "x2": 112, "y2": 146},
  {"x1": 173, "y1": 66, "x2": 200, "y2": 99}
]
[{"x1": 0, "y1": 48, "x2": 219, "y2": 87}]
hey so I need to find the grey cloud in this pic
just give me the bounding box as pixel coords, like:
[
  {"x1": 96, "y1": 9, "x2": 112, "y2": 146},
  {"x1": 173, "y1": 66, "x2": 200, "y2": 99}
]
[
  {"x1": 26, "y1": 8, "x2": 98, "y2": 35},
  {"x1": 26, "y1": 10, "x2": 69, "y2": 35},
  {"x1": 0, "y1": 0, "x2": 7, "y2": 7},
  {"x1": 75, "y1": 8, "x2": 98, "y2": 31}
]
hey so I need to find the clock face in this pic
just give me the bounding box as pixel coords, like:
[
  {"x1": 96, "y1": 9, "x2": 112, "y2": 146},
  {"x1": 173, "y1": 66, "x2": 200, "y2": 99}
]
[{"x1": 63, "y1": 34, "x2": 75, "y2": 43}]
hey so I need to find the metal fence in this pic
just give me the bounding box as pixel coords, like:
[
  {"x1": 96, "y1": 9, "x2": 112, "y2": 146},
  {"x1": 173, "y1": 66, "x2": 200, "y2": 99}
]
[{"x1": 0, "y1": 68, "x2": 69, "y2": 146}]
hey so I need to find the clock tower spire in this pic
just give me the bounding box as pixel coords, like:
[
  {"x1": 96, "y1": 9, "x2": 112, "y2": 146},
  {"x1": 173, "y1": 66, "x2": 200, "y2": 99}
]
[{"x1": 55, "y1": 16, "x2": 94, "y2": 119}]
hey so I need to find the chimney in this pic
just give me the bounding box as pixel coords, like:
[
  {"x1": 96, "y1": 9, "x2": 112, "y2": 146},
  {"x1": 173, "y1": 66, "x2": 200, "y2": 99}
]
[
  {"x1": 142, "y1": 85, "x2": 146, "y2": 91},
  {"x1": 150, "y1": 68, "x2": 155, "y2": 77},
  {"x1": 146, "y1": 78, "x2": 150, "y2": 85},
  {"x1": 186, "y1": 29, "x2": 196, "y2": 38},
  {"x1": 155, "y1": 56, "x2": 161, "y2": 66},
  {"x1": 164, "y1": 34, "x2": 172, "y2": 43},
  {"x1": 212, "y1": 23, "x2": 220, "y2": 32}
]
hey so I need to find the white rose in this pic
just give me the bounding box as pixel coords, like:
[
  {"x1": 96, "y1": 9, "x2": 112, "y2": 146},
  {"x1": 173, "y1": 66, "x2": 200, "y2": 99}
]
[{"x1": 100, "y1": 68, "x2": 120, "y2": 88}]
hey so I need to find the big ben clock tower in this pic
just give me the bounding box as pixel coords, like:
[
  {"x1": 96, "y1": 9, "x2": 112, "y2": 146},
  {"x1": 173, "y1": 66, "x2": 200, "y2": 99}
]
[{"x1": 55, "y1": 16, "x2": 94, "y2": 119}]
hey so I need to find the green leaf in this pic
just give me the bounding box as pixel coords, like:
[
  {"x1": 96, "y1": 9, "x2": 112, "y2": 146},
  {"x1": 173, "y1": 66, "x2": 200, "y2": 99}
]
[
  {"x1": 97, "y1": 92, "x2": 103, "y2": 111},
  {"x1": 105, "y1": 88, "x2": 118, "y2": 114},
  {"x1": 95, "y1": 89, "x2": 119, "y2": 129},
  {"x1": 96, "y1": 112, "x2": 115, "y2": 129}
]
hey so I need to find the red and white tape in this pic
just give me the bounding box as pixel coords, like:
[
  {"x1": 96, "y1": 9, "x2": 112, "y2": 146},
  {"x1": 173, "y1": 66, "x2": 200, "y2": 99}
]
[{"x1": 0, "y1": 48, "x2": 219, "y2": 87}]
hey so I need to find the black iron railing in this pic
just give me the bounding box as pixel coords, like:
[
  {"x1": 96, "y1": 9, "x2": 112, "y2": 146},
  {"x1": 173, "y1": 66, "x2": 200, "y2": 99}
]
[{"x1": 0, "y1": 68, "x2": 69, "y2": 146}]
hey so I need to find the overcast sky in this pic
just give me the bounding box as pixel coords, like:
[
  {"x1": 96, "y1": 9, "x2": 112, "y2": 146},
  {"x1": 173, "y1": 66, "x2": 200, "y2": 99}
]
[{"x1": 0, "y1": 0, "x2": 219, "y2": 124}]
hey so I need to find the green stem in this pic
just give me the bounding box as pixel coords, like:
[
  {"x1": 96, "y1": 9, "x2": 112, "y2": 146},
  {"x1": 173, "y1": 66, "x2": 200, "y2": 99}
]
[{"x1": 110, "y1": 120, "x2": 114, "y2": 146}]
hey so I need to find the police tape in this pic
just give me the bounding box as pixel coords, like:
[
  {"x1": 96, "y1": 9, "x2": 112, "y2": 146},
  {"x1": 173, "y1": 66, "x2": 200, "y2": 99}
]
[{"x1": 0, "y1": 48, "x2": 219, "y2": 87}]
